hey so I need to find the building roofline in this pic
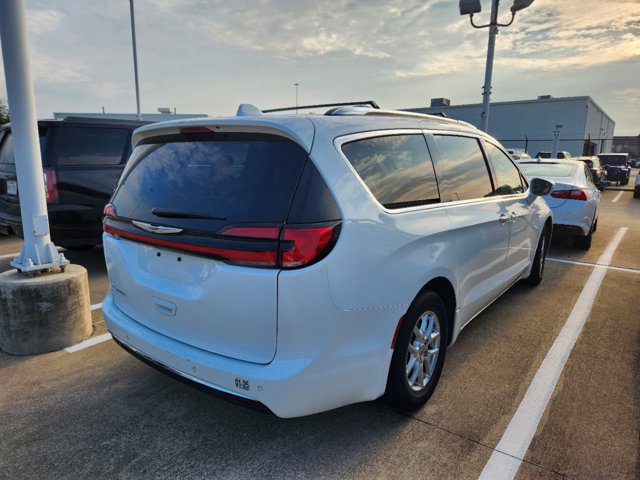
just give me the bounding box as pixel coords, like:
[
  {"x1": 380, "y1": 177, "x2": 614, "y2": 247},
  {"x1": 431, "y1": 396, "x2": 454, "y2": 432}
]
[{"x1": 404, "y1": 95, "x2": 615, "y2": 127}]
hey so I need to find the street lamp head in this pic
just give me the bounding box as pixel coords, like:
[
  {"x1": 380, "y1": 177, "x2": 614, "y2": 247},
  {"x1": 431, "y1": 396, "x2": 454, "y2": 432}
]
[
  {"x1": 511, "y1": 0, "x2": 535, "y2": 13},
  {"x1": 459, "y1": 0, "x2": 481, "y2": 16}
]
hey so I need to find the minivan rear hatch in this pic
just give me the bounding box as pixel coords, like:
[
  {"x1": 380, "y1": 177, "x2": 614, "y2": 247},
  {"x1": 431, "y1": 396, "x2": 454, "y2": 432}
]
[{"x1": 104, "y1": 128, "x2": 315, "y2": 364}]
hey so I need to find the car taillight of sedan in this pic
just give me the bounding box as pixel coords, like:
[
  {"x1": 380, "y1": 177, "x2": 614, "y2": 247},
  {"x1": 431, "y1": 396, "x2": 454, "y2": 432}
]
[{"x1": 550, "y1": 189, "x2": 588, "y2": 201}]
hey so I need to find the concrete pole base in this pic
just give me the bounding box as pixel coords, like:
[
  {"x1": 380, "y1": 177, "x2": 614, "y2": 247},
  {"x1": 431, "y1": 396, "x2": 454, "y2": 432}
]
[{"x1": 0, "y1": 264, "x2": 92, "y2": 355}]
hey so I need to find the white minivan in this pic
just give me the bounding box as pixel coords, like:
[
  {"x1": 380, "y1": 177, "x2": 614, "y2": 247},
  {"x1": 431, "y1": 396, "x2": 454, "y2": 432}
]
[{"x1": 102, "y1": 104, "x2": 553, "y2": 418}]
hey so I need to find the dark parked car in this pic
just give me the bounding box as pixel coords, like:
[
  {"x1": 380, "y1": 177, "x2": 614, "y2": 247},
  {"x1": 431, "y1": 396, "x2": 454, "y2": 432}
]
[
  {"x1": 0, "y1": 117, "x2": 149, "y2": 249},
  {"x1": 575, "y1": 155, "x2": 607, "y2": 188},
  {"x1": 597, "y1": 153, "x2": 631, "y2": 185}
]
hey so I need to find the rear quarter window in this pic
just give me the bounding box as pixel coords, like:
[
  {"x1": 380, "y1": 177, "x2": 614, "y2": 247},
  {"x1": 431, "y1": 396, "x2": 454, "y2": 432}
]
[
  {"x1": 341, "y1": 134, "x2": 440, "y2": 209},
  {"x1": 430, "y1": 135, "x2": 493, "y2": 202}
]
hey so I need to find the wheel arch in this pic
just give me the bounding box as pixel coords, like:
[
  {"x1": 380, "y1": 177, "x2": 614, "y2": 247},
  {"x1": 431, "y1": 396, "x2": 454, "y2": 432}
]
[{"x1": 415, "y1": 277, "x2": 457, "y2": 347}]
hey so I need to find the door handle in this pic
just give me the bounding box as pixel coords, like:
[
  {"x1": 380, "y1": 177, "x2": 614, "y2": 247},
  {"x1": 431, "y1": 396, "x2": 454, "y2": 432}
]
[
  {"x1": 509, "y1": 212, "x2": 519, "y2": 222},
  {"x1": 499, "y1": 213, "x2": 511, "y2": 224}
]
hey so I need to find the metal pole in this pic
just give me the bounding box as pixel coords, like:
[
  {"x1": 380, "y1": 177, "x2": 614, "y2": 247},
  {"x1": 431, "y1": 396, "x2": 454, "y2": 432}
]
[
  {"x1": 295, "y1": 83, "x2": 299, "y2": 114},
  {"x1": 551, "y1": 124, "x2": 562, "y2": 158},
  {"x1": 130, "y1": 0, "x2": 142, "y2": 121},
  {"x1": 0, "y1": 0, "x2": 68, "y2": 273},
  {"x1": 480, "y1": 0, "x2": 499, "y2": 132}
]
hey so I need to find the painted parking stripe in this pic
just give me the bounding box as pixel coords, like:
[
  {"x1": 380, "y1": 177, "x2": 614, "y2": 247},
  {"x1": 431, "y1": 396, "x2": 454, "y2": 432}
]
[
  {"x1": 611, "y1": 191, "x2": 624, "y2": 203},
  {"x1": 91, "y1": 302, "x2": 103, "y2": 311},
  {"x1": 64, "y1": 333, "x2": 112, "y2": 353},
  {"x1": 547, "y1": 257, "x2": 640, "y2": 274},
  {"x1": 478, "y1": 227, "x2": 628, "y2": 480}
]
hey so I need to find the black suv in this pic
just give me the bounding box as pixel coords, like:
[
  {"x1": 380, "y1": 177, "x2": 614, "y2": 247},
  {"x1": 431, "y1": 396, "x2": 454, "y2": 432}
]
[
  {"x1": 0, "y1": 117, "x2": 148, "y2": 249},
  {"x1": 597, "y1": 153, "x2": 631, "y2": 186}
]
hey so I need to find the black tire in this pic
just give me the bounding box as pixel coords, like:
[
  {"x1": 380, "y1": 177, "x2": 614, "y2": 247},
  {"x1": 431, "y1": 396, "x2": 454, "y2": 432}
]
[
  {"x1": 621, "y1": 178, "x2": 629, "y2": 186},
  {"x1": 573, "y1": 216, "x2": 596, "y2": 250},
  {"x1": 634, "y1": 189, "x2": 640, "y2": 199},
  {"x1": 524, "y1": 226, "x2": 548, "y2": 286},
  {"x1": 573, "y1": 233, "x2": 592, "y2": 250},
  {"x1": 384, "y1": 291, "x2": 448, "y2": 411}
]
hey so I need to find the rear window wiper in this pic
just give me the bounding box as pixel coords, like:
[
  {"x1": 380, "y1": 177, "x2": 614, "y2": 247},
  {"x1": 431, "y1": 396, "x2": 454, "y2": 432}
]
[{"x1": 151, "y1": 208, "x2": 226, "y2": 221}]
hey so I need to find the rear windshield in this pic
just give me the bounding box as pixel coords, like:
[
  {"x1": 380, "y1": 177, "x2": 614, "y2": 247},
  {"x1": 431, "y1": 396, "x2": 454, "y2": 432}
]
[
  {"x1": 598, "y1": 155, "x2": 627, "y2": 166},
  {"x1": 112, "y1": 133, "x2": 308, "y2": 232},
  {"x1": 518, "y1": 163, "x2": 576, "y2": 177},
  {"x1": 48, "y1": 126, "x2": 129, "y2": 165}
]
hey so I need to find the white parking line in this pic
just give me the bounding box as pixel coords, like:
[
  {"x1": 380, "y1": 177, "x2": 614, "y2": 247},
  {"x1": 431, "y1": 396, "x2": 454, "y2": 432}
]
[
  {"x1": 0, "y1": 252, "x2": 18, "y2": 260},
  {"x1": 478, "y1": 227, "x2": 628, "y2": 480},
  {"x1": 611, "y1": 191, "x2": 624, "y2": 203},
  {"x1": 64, "y1": 333, "x2": 112, "y2": 353},
  {"x1": 91, "y1": 303, "x2": 103, "y2": 311},
  {"x1": 547, "y1": 257, "x2": 640, "y2": 274}
]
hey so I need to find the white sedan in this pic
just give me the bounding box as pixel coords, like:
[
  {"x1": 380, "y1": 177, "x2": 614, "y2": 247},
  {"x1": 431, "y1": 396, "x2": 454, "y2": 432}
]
[{"x1": 518, "y1": 159, "x2": 601, "y2": 249}]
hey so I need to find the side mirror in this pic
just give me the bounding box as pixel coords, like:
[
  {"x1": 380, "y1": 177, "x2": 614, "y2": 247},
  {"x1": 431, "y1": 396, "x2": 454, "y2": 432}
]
[{"x1": 529, "y1": 177, "x2": 553, "y2": 196}]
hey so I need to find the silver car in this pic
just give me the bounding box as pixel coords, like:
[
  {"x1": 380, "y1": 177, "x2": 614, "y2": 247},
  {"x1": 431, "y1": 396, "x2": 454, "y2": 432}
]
[{"x1": 517, "y1": 159, "x2": 600, "y2": 249}]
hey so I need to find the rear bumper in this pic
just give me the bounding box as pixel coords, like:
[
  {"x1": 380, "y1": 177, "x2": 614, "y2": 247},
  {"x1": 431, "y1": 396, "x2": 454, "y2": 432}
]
[
  {"x1": 0, "y1": 210, "x2": 22, "y2": 236},
  {"x1": 553, "y1": 224, "x2": 589, "y2": 237},
  {"x1": 0, "y1": 206, "x2": 101, "y2": 245},
  {"x1": 103, "y1": 290, "x2": 395, "y2": 418},
  {"x1": 605, "y1": 170, "x2": 630, "y2": 182}
]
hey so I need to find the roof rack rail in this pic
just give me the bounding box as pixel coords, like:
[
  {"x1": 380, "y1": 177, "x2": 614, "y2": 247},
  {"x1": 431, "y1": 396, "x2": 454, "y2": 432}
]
[{"x1": 262, "y1": 101, "x2": 379, "y2": 114}]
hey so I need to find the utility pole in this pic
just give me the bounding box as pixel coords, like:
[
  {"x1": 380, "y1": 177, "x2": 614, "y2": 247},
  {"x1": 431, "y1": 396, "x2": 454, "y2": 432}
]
[
  {"x1": 0, "y1": 0, "x2": 68, "y2": 273},
  {"x1": 130, "y1": 0, "x2": 142, "y2": 121}
]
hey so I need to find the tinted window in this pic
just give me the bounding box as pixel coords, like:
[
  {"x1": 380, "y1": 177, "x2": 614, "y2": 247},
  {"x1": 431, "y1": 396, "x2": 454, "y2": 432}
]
[
  {"x1": 431, "y1": 135, "x2": 493, "y2": 202},
  {"x1": 583, "y1": 164, "x2": 595, "y2": 185},
  {"x1": 341, "y1": 134, "x2": 439, "y2": 209},
  {"x1": 113, "y1": 133, "x2": 307, "y2": 233},
  {"x1": 50, "y1": 127, "x2": 128, "y2": 166},
  {"x1": 0, "y1": 134, "x2": 14, "y2": 164},
  {"x1": 598, "y1": 154, "x2": 627, "y2": 166},
  {"x1": 0, "y1": 132, "x2": 47, "y2": 165},
  {"x1": 484, "y1": 142, "x2": 525, "y2": 195},
  {"x1": 288, "y1": 161, "x2": 341, "y2": 223}
]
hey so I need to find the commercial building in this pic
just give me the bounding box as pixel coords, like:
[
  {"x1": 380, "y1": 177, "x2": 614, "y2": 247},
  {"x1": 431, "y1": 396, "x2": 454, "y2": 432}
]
[
  {"x1": 405, "y1": 95, "x2": 615, "y2": 157},
  {"x1": 612, "y1": 135, "x2": 640, "y2": 160}
]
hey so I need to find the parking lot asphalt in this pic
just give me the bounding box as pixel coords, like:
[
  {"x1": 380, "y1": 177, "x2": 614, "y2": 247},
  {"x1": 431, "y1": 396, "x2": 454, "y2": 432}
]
[{"x1": 0, "y1": 188, "x2": 638, "y2": 480}]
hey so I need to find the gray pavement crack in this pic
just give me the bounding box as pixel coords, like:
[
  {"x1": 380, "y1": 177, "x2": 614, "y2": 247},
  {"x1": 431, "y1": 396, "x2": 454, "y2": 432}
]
[{"x1": 375, "y1": 402, "x2": 575, "y2": 479}]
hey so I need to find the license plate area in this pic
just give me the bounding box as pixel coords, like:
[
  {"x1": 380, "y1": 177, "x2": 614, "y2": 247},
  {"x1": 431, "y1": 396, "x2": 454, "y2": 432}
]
[{"x1": 6, "y1": 180, "x2": 17, "y2": 196}]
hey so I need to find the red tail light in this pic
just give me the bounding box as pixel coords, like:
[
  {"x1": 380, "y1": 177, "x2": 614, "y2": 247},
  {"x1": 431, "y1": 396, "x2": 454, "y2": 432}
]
[
  {"x1": 180, "y1": 127, "x2": 212, "y2": 135},
  {"x1": 550, "y1": 189, "x2": 588, "y2": 201},
  {"x1": 104, "y1": 222, "x2": 340, "y2": 269},
  {"x1": 222, "y1": 224, "x2": 339, "y2": 268},
  {"x1": 104, "y1": 224, "x2": 279, "y2": 267},
  {"x1": 43, "y1": 167, "x2": 58, "y2": 203},
  {"x1": 280, "y1": 226, "x2": 336, "y2": 268},
  {"x1": 103, "y1": 203, "x2": 116, "y2": 218}
]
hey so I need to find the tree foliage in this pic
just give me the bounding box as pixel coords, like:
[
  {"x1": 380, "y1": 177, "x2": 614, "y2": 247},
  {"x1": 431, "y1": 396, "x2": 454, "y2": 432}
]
[{"x1": 0, "y1": 99, "x2": 9, "y2": 124}]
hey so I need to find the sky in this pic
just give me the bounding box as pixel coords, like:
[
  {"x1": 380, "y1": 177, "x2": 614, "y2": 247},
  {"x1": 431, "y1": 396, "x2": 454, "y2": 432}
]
[{"x1": 1, "y1": 0, "x2": 639, "y2": 135}]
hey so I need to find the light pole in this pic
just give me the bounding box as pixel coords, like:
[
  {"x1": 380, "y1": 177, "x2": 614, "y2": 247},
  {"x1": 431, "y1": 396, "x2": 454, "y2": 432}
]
[
  {"x1": 129, "y1": 0, "x2": 142, "y2": 121},
  {"x1": 459, "y1": 0, "x2": 535, "y2": 132},
  {"x1": 294, "y1": 83, "x2": 299, "y2": 114}
]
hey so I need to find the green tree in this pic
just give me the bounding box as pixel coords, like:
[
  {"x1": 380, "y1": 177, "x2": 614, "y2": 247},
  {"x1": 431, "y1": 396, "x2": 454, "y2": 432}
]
[{"x1": 0, "y1": 99, "x2": 9, "y2": 124}]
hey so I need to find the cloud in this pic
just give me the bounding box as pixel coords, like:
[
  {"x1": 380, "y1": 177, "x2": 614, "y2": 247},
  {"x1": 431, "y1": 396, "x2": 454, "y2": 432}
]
[{"x1": 26, "y1": 9, "x2": 65, "y2": 35}]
